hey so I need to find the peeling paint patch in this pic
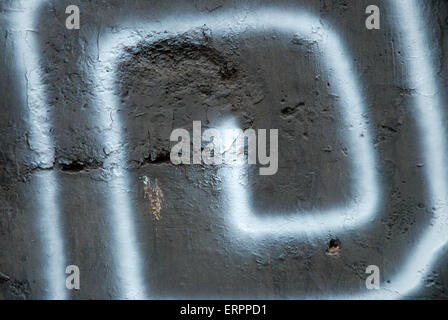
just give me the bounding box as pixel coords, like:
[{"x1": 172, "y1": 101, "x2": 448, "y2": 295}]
[{"x1": 143, "y1": 176, "x2": 164, "y2": 221}]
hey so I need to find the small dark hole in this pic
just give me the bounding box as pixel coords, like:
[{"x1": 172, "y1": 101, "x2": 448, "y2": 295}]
[
  {"x1": 326, "y1": 238, "x2": 341, "y2": 256},
  {"x1": 329, "y1": 238, "x2": 341, "y2": 249},
  {"x1": 58, "y1": 159, "x2": 103, "y2": 172},
  {"x1": 59, "y1": 161, "x2": 86, "y2": 172},
  {"x1": 143, "y1": 150, "x2": 171, "y2": 165}
]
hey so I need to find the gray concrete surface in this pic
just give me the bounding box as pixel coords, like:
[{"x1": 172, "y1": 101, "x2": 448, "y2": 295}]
[{"x1": 0, "y1": 0, "x2": 447, "y2": 299}]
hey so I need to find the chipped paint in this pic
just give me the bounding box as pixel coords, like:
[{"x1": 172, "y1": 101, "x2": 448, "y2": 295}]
[{"x1": 143, "y1": 176, "x2": 164, "y2": 222}]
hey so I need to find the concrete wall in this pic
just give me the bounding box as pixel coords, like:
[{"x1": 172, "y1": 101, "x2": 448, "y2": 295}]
[{"x1": 0, "y1": 0, "x2": 447, "y2": 299}]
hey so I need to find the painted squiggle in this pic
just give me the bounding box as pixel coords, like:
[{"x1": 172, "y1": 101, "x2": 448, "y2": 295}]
[
  {"x1": 12, "y1": 1, "x2": 448, "y2": 300},
  {"x1": 96, "y1": 8, "x2": 380, "y2": 238}
]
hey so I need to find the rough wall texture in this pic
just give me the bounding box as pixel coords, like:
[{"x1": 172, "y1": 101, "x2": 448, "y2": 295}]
[{"x1": 0, "y1": 0, "x2": 447, "y2": 299}]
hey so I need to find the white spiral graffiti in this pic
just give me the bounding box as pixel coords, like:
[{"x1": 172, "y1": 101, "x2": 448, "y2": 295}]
[{"x1": 11, "y1": 0, "x2": 447, "y2": 299}]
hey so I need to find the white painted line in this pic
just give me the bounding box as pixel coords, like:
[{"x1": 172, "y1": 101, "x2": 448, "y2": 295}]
[
  {"x1": 12, "y1": 0, "x2": 67, "y2": 300},
  {"x1": 366, "y1": 0, "x2": 448, "y2": 299},
  {"x1": 94, "y1": 8, "x2": 379, "y2": 298},
  {"x1": 218, "y1": 10, "x2": 380, "y2": 237},
  {"x1": 96, "y1": 8, "x2": 380, "y2": 238}
]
